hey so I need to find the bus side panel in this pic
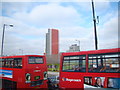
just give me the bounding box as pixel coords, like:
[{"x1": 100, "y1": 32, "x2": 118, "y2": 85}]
[
  {"x1": 1, "y1": 68, "x2": 26, "y2": 88},
  {"x1": 11, "y1": 68, "x2": 25, "y2": 88},
  {"x1": 60, "y1": 72, "x2": 84, "y2": 89},
  {"x1": 59, "y1": 54, "x2": 84, "y2": 89}
]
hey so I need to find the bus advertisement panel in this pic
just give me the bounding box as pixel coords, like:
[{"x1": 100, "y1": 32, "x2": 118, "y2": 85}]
[{"x1": 0, "y1": 70, "x2": 13, "y2": 78}]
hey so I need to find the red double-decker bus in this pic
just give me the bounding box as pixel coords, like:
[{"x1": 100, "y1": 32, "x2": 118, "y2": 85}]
[
  {"x1": 0, "y1": 55, "x2": 48, "y2": 89},
  {"x1": 59, "y1": 48, "x2": 120, "y2": 89}
]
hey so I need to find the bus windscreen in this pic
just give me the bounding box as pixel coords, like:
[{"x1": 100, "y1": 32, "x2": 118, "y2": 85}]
[{"x1": 28, "y1": 57, "x2": 43, "y2": 64}]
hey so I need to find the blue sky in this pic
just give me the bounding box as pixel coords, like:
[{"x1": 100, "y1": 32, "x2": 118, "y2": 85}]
[{"x1": 0, "y1": 0, "x2": 119, "y2": 55}]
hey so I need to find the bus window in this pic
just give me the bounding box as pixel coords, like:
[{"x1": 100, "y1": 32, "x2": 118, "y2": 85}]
[
  {"x1": 88, "y1": 53, "x2": 120, "y2": 73},
  {"x1": 62, "y1": 55, "x2": 86, "y2": 72},
  {"x1": 1, "y1": 59, "x2": 4, "y2": 67},
  {"x1": 108, "y1": 78, "x2": 120, "y2": 89},
  {"x1": 29, "y1": 57, "x2": 43, "y2": 64},
  {"x1": 18, "y1": 59, "x2": 22, "y2": 67},
  {"x1": 88, "y1": 56, "x2": 99, "y2": 72},
  {"x1": 7, "y1": 58, "x2": 14, "y2": 68},
  {"x1": 14, "y1": 60, "x2": 18, "y2": 67},
  {"x1": 35, "y1": 57, "x2": 43, "y2": 63},
  {"x1": 70, "y1": 60, "x2": 79, "y2": 71},
  {"x1": 0, "y1": 58, "x2": 2, "y2": 67},
  {"x1": 84, "y1": 77, "x2": 92, "y2": 85},
  {"x1": 14, "y1": 58, "x2": 22, "y2": 68},
  {"x1": 94, "y1": 77, "x2": 105, "y2": 88},
  {"x1": 2, "y1": 59, "x2": 6, "y2": 67},
  {"x1": 5, "y1": 59, "x2": 11, "y2": 68},
  {"x1": 62, "y1": 60, "x2": 69, "y2": 71},
  {"x1": 29, "y1": 57, "x2": 35, "y2": 64}
]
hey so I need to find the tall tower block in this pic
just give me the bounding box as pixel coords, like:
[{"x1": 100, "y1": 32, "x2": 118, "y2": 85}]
[{"x1": 46, "y1": 29, "x2": 59, "y2": 55}]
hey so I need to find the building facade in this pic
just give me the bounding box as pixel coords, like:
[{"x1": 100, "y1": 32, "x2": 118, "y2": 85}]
[
  {"x1": 67, "y1": 44, "x2": 80, "y2": 52},
  {"x1": 45, "y1": 29, "x2": 59, "y2": 64},
  {"x1": 46, "y1": 29, "x2": 59, "y2": 55}
]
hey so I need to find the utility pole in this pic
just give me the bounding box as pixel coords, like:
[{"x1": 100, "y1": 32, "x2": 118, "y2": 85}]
[
  {"x1": 1, "y1": 24, "x2": 6, "y2": 56},
  {"x1": 91, "y1": 0, "x2": 98, "y2": 50}
]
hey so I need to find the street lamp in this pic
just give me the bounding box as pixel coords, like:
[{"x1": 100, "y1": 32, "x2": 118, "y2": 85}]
[
  {"x1": 19, "y1": 49, "x2": 23, "y2": 55},
  {"x1": 1, "y1": 24, "x2": 13, "y2": 56},
  {"x1": 76, "y1": 40, "x2": 80, "y2": 51}
]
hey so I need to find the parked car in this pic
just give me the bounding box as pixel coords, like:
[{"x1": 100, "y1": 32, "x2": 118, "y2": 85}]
[{"x1": 48, "y1": 75, "x2": 59, "y2": 90}]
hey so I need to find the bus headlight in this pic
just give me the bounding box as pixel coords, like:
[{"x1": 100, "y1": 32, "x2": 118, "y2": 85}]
[
  {"x1": 44, "y1": 71, "x2": 48, "y2": 80},
  {"x1": 26, "y1": 73, "x2": 31, "y2": 83}
]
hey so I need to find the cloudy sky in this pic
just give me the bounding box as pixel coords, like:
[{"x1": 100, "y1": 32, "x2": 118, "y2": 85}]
[{"x1": 0, "y1": 0, "x2": 119, "y2": 56}]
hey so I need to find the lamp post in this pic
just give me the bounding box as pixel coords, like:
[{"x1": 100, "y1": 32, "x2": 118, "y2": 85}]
[
  {"x1": 1, "y1": 24, "x2": 13, "y2": 56},
  {"x1": 19, "y1": 49, "x2": 23, "y2": 55},
  {"x1": 76, "y1": 40, "x2": 80, "y2": 51},
  {"x1": 91, "y1": 0, "x2": 98, "y2": 50}
]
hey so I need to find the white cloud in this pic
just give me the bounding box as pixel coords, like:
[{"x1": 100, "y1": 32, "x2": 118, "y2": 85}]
[
  {"x1": 76, "y1": 1, "x2": 110, "y2": 13},
  {"x1": 99, "y1": 17, "x2": 118, "y2": 41},
  {"x1": 94, "y1": 1, "x2": 110, "y2": 13},
  {"x1": 2, "y1": 0, "x2": 119, "y2": 2},
  {"x1": 1, "y1": 2, "x2": 32, "y2": 16},
  {"x1": 98, "y1": 16, "x2": 118, "y2": 49},
  {"x1": 12, "y1": 3, "x2": 81, "y2": 27}
]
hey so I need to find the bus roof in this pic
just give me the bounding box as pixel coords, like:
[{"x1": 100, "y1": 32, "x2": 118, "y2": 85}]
[
  {"x1": 62, "y1": 48, "x2": 120, "y2": 56},
  {"x1": 0, "y1": 55, "x2": 44, "y2": 58}
]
